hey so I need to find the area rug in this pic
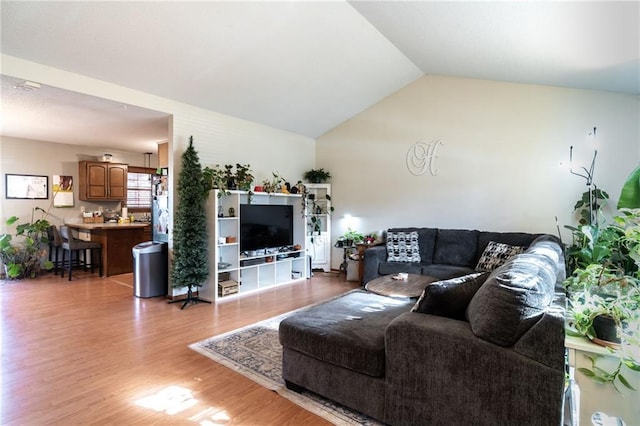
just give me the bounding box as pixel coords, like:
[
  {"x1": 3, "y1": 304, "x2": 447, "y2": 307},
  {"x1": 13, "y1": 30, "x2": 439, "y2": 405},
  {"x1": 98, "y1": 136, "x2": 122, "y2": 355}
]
[{"x1": 189, "y1": 310, "x2": 383, "y2": 426}]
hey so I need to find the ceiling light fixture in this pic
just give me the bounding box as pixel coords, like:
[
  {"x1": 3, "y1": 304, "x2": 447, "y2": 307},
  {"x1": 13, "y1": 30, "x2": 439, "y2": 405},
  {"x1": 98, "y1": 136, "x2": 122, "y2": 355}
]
[{"x1": 13, "y1": 80, "x2": 41, "y2": 91}]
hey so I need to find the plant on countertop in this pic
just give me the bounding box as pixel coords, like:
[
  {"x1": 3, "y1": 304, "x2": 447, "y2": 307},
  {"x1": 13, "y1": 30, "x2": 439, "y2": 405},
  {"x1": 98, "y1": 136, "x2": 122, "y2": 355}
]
[
  {"x1": 0, "y1": 212, "x2": 53, "y2": 279},
  {"x1": 170, "y1": 136, "x2": 211, "y2": 309},
  {"x1": 304, "y1": 168, "x2": 331, "y2": 183}
]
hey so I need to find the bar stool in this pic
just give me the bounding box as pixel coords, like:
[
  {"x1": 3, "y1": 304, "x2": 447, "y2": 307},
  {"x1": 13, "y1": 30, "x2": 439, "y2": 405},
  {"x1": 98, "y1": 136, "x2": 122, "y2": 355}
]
[
  {"x1": 46, "y1": 225, "x2": 63, "y2": 275},
  {"x1": 59, "y1": 225, "x2": 103, "y2": 280}
]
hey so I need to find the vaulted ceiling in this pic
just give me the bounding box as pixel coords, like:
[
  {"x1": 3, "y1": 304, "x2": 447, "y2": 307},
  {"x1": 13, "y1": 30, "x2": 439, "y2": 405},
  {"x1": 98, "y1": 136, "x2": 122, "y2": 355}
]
[{"x1": 1, "y1": 1, "x2": 638, "y2": 152}]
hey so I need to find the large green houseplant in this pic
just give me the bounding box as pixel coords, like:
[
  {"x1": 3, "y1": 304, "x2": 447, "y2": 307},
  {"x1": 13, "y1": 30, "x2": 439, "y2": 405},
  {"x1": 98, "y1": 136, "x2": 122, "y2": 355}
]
[
  {"x1": 564, "y1": 201, "x2": 640, "y2": 391},
  {"x1": 0, "y1": 215, "x2": 53, "y2": 279}
]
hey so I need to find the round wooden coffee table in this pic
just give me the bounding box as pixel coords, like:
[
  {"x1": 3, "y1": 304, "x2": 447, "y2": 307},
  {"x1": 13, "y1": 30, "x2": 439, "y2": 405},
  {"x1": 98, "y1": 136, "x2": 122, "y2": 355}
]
[{"x1": 365, "y1": 274, "x2": 437, "y2": 298}]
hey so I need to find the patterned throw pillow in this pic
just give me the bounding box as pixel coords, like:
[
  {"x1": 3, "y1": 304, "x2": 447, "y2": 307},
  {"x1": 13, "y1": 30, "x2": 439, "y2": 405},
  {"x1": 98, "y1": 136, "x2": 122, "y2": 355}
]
[
  {"x1": 386, "y1": 231, "x2": 421, "y2": 263},
  {"x1": 475, "y1": 241, "x2": 525, "y2": 272}
]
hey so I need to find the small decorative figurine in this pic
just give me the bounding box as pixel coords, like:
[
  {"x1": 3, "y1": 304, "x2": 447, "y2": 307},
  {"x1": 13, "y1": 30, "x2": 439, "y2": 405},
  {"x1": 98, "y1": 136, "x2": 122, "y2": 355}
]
[{"x1": 228, "y1": 207, "x2": 235, "y2": 217}]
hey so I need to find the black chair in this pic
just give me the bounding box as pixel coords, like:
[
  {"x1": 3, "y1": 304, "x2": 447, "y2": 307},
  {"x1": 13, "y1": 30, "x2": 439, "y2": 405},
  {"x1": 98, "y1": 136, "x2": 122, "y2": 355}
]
[
  {"x1": 46, "y1": 225, "x2": 63, "y2": 275},
  {"x1": 59, "y1": 225, "x2": 103, "y2": 281}
]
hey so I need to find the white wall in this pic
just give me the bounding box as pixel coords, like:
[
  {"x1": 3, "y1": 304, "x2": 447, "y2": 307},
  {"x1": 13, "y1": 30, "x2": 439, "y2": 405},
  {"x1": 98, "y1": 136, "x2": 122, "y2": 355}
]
[
  {"x1": 4, "y1": 57, "x2": 638, "y2": 274},
  {"x1": 0, "y1": 136, "x2": 155, "y2": 230},
  {"x1": 317, "y1": 75, "x2": 640, "y2": 269},
  {"x1": 2, "y1": 55, "x2": 316, "y2": 292}
]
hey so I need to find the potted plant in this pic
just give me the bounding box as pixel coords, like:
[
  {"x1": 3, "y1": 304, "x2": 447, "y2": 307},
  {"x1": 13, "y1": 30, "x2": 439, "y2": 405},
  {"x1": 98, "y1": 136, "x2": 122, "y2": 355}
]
[
  {"x1": 564, "y1": 208, "x2": 640, "y2": 391},
  {"x1": 304, "y1": 168, "x2": 331, "y2": 183},
  {"x1": 235, "y1": 163, "x2": 254, "y2": 191},
  {"x1": 262, "y1": 172, "x2": 284, "y2": 194},
  {"x1": 565, "y1": 264, "x2": 639, "y2": 344},
  {"x1": 0, "y1": 215, "x2": 53, "y2": 279},
  {"x1": 224, "y1": 164, "x2": 236, "y2": 190},
  {"x1": 342, "y1": 228, "x2": 364, "y2": 246},
  {"x1": 203, "y1": 164, "x2": 229, "y2": 198},
  {"x1": 565, "y1": 266, "x2": 640, "y2": 392}
]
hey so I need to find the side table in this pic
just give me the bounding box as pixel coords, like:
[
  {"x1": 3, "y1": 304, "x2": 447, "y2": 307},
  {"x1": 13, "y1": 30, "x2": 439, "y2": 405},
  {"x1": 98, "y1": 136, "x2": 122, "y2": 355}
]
[{"x1": 356, "y1": 242, "x2": 384, "y2": 283}]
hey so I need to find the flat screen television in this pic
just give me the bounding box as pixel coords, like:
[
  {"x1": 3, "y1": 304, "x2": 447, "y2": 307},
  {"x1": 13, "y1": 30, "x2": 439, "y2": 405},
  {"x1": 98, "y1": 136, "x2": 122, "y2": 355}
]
[{"x1": 240, "y1": 204, "x2": 294, "y2": 252}]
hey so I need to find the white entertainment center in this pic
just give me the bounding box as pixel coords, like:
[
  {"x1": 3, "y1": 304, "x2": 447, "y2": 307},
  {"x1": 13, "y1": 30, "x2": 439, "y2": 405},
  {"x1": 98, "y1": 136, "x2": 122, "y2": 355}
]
[{"x1": 201, "y1": 189, "x2": 308, "y2": 302}]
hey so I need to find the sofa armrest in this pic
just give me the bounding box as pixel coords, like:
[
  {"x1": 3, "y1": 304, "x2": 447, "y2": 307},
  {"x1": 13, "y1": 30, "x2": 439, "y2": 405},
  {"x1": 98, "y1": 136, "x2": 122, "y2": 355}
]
[
  {"x1": 362, "y1": 245, "x2": 387, "y2": 284},
  {"x1": 384, "y1": 312, "x2": 565, "y2": 425}
]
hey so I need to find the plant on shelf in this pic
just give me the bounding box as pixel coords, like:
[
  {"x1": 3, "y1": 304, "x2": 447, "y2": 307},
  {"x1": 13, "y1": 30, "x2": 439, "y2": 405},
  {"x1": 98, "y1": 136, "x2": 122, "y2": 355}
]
[
  {"x1": 304, "y1": 168, "x2": 331, "y2": 183},
  {"x1": 170, "y1": 136, "x2": 211, "y2": 309},
  {"x1": 203, "y1": 164, "x2": 229, "y2": 198},
  {"x1": 309, "y1": 216, "x2": 322, "y2": 236},
  {"x1": 0, "y1": 212, "x2": 53, "y2": 279},
  {"x1": 262, "y1": 172, "x2": 285, "y2": 194},
  {"x1": 235, "y1": 163, "x2": 254, "y2": 191},
  {"x1": 203, "y1": 163, "x2": 255, "y2": 198},
  {"x1": 224, "y1": 164, "x2": 236, "y2": 190},
  {"x1": 342, "y1": 228, "x2": 364, "y2": 246}
]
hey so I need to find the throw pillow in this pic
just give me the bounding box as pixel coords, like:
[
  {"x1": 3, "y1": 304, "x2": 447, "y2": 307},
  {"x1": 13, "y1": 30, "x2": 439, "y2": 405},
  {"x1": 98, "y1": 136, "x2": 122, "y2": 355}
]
[
  {"x1": 386, "y1": 231, "x2": 421, "y2": 263},
  {"x1": 475, "y1": 241, "x2": 525, "y2": 272},
  {"x1": 411, "y1": 272, "x2": 489, "y2": 320}
]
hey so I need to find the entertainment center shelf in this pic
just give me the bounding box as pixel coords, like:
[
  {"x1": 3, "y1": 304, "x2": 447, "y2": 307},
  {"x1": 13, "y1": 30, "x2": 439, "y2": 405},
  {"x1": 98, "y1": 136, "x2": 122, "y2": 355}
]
[{"x1": 202, "y1": 189, "x2": 307, "y2": 302}]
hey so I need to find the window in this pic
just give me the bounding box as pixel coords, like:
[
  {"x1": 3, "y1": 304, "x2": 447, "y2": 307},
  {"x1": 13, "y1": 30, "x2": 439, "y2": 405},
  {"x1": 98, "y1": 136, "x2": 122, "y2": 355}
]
[{"x1": 127, "y1": 167, "x2": 154, "y2": 210}]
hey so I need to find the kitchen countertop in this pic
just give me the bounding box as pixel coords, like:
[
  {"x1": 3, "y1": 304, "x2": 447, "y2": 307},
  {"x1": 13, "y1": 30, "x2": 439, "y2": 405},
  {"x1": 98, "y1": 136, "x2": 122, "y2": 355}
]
[{"x1": 65, "y1": 222, "x2": 150, "y2": 230}]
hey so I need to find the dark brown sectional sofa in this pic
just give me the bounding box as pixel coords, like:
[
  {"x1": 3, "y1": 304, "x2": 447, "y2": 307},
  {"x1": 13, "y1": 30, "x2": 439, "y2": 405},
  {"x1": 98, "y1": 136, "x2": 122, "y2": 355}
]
[{"x1": 279, "y1": 228, "x2": 567, "y2": 425}]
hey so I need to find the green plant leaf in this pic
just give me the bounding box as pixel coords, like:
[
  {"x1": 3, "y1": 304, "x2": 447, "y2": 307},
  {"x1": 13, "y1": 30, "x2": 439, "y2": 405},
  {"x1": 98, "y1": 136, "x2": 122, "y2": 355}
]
[
  {"x1": 623, "y1": 359, "x2": 640, "y2": 372},
  {"x1": 617, "y1": 373, "x2": 637, "y2": 391},
  {"x1": 618, "y1": 165, "x2": 640, "y2": 209},
  {"x1": 578, "y1": 367, "x2": 596, "y2": 377}
]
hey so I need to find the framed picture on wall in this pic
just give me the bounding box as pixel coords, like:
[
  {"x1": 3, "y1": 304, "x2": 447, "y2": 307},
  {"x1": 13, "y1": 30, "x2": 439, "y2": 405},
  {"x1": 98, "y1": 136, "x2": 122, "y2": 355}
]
[
  {"x1": 53, "y1": 175, "x2": 74, "y2": 207},
  {"x1": 5, "y1": 174, "x2": 49, "y2": 199}
]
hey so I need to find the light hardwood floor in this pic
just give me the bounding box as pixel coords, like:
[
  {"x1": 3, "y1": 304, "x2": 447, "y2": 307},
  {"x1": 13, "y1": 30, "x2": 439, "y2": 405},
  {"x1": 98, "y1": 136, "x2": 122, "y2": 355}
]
[{"x1": 1, "y1": 269, "x2": 360, "y2": 425}]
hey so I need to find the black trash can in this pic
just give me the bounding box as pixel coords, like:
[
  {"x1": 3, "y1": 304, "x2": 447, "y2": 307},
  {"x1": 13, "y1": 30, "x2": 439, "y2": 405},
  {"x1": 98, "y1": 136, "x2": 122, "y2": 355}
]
[{"x1": 133, "y1": 241, "x2": 168, "y2": 298}]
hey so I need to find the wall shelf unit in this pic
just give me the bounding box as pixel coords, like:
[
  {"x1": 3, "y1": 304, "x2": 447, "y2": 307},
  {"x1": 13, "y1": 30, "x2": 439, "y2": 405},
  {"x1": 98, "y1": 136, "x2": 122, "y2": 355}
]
[
  {"x1": 201, "y1": 190, "x2": 307, "y2": 302},
  {"x1": 304, "y1": 183, "x2": 332, "y2": 272}
]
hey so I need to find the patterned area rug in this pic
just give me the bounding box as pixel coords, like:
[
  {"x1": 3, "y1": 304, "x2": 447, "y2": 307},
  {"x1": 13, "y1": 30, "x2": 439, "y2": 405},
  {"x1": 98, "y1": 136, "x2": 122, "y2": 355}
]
[{"x1": 189, "y1": 311, "x2": 383, "y2": 426}]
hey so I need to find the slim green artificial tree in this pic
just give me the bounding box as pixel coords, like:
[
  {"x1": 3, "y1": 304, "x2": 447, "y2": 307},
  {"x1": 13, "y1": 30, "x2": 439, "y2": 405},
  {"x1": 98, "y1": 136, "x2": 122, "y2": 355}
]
[{"x1": 169, "y1": 136, "x2": 211, "y2": 309}]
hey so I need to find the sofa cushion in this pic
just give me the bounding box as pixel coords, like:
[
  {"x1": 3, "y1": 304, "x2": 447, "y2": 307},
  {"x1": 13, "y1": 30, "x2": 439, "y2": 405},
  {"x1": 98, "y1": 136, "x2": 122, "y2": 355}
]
[
  {"x1": 279, "y1": 290, "x2": 413, "y2": 377},
  {"x1": 386, "y1": 230, "x2": 421, "y2": 263},
  {"x1": 466, "y1": 253, "x2": 557, "y2": 347},
  {"x1": 411, "y1": 272, "x2": 489, "y2": 320},
  {"x1": 388, "y1": 227, "x2": 437, "y2": 265},
  {"x1": 476, "y1": 231, "x2": 541, "y2": 261},
  {"x1": 432, "y1": 229, "x2": 479, "y2": 266},
  {"x1": 378, "y1": 261, "x2": 423, "y2": 276},
  {"x1": 475, "y1": 241, "x2": 526, "y2": 272},
  {"x1": 422, "y1": 264, "x2": 476, "y2": 280}
]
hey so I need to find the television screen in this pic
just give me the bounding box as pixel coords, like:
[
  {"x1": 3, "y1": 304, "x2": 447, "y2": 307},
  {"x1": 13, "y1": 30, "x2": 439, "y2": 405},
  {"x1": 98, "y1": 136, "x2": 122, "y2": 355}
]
[{"x1": 240, "y1": 204, "x2": 294, "y2": 252}]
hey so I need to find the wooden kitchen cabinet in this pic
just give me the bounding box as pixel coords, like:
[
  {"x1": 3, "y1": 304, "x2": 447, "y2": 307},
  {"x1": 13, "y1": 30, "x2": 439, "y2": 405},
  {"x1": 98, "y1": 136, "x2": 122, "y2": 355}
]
[
  {"x1": 158, "y1": 142, "x2": 168, "y2": 168},
  {"x1": 79, "y1": 161, "x2": 128, "y2": 201}
]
